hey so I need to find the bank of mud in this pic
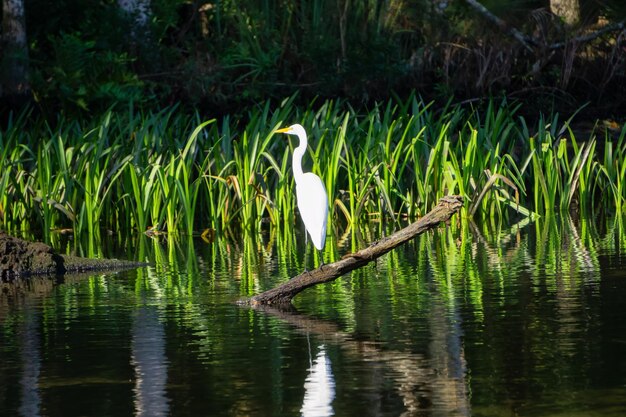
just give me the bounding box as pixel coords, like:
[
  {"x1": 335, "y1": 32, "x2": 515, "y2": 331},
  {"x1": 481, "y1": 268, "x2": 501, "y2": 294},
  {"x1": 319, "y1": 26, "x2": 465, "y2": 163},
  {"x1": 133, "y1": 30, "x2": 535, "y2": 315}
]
[{"x1": 0, "y1": 231, "x2": 146, "y2": 282}]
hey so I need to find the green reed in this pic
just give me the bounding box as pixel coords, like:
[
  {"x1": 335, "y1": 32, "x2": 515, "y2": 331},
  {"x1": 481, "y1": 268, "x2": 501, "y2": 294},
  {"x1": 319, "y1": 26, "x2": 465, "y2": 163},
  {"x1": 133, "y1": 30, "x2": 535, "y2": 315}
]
[
  {"x1": 0, "y1": 96, "x2": 624, "y2": 242},
  {"x1": 599, "y1": 124, "x2": 626, "y2": 213}
]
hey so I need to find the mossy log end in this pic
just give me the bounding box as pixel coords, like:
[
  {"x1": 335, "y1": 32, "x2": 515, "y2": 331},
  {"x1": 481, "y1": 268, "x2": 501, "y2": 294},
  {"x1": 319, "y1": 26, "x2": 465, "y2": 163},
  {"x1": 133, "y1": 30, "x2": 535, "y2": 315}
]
[
  {"x1": 0, "y1": 231, "x2": 147, "y2": 282},
  {"x1": 239, "y1": 195, "x2": 463, "y2": 306}
]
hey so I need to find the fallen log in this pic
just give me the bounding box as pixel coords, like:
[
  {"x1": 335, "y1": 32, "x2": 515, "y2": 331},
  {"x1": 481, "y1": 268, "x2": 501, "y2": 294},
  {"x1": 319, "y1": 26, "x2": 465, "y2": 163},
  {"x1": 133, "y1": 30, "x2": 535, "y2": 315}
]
[{"x1": 240, "y1": 195, "x2": 463, "y2": 305}]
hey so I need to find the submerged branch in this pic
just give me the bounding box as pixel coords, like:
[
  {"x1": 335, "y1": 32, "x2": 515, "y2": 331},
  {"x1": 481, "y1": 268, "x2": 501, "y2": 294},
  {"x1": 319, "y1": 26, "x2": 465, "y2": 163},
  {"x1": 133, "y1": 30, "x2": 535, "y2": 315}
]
[{"x1": 239, "y1": 195, "x2": 463, "y2": 305}]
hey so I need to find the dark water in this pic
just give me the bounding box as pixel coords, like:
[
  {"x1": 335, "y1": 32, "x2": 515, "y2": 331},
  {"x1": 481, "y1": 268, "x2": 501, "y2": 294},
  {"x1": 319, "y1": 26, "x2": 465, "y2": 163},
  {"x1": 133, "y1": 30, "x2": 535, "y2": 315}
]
[{"x1": 2, "y1": 216, "x2": 626, "y2": 417}]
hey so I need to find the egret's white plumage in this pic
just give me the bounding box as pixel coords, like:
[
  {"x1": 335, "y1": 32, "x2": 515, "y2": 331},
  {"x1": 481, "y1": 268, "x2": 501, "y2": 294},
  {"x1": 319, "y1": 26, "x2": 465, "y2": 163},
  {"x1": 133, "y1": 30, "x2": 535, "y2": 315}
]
[{"x1": 275, "y1": 124, "x2": 328, "y2": 255}]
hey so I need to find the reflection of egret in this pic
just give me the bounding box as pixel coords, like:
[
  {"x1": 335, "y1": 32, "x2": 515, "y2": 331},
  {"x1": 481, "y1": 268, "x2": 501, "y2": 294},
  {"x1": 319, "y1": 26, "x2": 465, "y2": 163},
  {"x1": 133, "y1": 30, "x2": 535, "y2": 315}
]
[
  {"x1": 275, "y1": 124, "x2": 328, "y2": 269},
  {"x1": 301, "y1": 344, "x2": 335, "y2": 417}
]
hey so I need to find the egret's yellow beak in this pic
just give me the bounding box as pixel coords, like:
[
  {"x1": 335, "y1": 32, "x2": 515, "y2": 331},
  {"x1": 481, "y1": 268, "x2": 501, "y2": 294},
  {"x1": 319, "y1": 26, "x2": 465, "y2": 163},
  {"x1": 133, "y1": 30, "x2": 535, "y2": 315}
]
[{"x1": 275, "y1": 127, "x2": 291, "y2": 134}]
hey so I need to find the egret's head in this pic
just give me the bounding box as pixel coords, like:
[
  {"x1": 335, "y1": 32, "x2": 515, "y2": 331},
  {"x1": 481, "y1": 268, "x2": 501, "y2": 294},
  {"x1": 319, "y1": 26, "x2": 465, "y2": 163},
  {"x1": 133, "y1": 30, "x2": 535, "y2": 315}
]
[{"x1": 275, "y1": 124, "x2": 306, "y2": 137}]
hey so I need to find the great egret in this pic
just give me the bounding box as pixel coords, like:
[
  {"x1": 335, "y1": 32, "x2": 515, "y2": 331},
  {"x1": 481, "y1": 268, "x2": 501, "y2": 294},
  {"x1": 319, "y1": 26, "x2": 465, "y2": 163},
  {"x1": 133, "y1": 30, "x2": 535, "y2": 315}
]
[{"x1": 275, "y1": 124, "x2": 328, "y2": 268}]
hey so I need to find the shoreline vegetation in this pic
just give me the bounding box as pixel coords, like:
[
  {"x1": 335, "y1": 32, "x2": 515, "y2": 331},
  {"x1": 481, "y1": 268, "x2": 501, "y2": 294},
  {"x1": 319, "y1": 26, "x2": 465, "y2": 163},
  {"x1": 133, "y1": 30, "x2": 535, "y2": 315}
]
[
  {"x1": 0, "y1": 95, "x2": 625, "y2": 245},
  {"x1": 2, "y1": 2, "x2": 625, "y2": 251}
]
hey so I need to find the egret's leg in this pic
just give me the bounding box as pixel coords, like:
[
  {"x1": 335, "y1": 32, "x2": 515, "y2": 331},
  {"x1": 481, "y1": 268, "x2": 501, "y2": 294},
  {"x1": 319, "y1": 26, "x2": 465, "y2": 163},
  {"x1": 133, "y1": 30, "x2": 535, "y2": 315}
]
[{"x1": 318, "y1": 249, "x2": 325, "y2": 270}]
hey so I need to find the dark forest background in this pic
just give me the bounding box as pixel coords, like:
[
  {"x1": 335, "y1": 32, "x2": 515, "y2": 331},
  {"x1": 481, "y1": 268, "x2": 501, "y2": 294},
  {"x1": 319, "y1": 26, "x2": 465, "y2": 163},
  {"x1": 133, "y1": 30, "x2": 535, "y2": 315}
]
[{"x1": 2, "y1": 0, "x2": 626, "y2": 118}]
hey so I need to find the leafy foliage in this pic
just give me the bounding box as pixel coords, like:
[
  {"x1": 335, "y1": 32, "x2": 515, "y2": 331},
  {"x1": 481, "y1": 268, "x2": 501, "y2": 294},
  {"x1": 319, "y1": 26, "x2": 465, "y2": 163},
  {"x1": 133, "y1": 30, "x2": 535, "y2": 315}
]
[
  {"x1": 31, "y1": 32, "x2": 145, "y2": 112},
  {"x1": 15, "y1": 0, "x2": 626, "y2": 114}
]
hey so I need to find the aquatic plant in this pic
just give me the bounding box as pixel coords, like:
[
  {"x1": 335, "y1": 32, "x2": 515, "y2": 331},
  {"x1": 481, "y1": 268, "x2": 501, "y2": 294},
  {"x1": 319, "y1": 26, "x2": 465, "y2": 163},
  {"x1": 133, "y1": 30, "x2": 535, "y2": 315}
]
[{"x1": 0, "y1": 96, "x2": 624, "y2": 244}]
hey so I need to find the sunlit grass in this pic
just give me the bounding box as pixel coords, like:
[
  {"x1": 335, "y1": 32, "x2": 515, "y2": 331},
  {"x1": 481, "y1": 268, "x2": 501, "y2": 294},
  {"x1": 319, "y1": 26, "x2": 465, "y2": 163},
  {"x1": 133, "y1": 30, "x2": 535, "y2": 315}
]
[{"x1": 0, "y1": 95, "x2": 624, "y2": 243}]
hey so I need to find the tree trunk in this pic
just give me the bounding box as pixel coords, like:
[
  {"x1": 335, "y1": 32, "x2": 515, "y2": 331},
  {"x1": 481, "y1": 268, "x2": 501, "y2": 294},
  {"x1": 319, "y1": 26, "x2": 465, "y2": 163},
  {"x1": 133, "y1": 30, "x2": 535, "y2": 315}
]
[
  {"x1": 550, "y1": 0, "x2": 581, "y2": 26},
  {"x1": 239, "y1": 195, "x2": 463, "y2": 305},
  {"x1": 1, "y1": 0, "x2": 30, "y2": 98}
]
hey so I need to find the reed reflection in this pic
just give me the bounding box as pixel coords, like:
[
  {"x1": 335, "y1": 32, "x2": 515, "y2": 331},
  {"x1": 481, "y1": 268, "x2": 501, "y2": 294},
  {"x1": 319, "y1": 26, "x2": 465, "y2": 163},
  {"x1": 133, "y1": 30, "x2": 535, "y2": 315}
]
[
  {"x1": 18, "y1": 301, "x2": 41, "y2": 417},
  {"x1": 131, "y1": 305, "x2": 169, "y2": 417}
]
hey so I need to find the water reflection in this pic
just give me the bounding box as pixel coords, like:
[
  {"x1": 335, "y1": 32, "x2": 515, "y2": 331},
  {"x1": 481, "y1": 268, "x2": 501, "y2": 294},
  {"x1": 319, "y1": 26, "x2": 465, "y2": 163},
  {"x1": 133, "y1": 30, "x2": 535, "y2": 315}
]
[
  {"x1": 18, "y1": 301, "x2": 41, "y2": 417},
  {"x1": 426, "y1": 284, "x2": 470, "y2": 417},
  {"x1": 1, "y1": 214, "x2": 626, "y2": 416},
  {"x1": 301, "y1": 343, "x2": 335, "y2": 417},
  {"x1": 255, "y1": 305, "x2": 471, "y2": 417},
  {"x1": 131, "y1": 305, "x2": 169, "y2": 417}
]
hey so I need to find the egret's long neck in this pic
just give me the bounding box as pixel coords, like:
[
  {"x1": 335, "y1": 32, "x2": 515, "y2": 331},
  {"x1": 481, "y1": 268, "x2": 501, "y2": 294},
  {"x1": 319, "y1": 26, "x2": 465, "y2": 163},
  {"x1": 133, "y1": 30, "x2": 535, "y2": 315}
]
[{"x1": 292, "y1": 132, "x2": 308, "y2": 183}]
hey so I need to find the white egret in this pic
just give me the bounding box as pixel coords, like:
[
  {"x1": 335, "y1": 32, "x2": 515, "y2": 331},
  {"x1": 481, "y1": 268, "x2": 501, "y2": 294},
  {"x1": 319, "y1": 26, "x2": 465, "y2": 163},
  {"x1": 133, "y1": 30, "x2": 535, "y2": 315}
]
[{"x1": 275, "y1": 124, "x2": 328, "y2": 268}]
